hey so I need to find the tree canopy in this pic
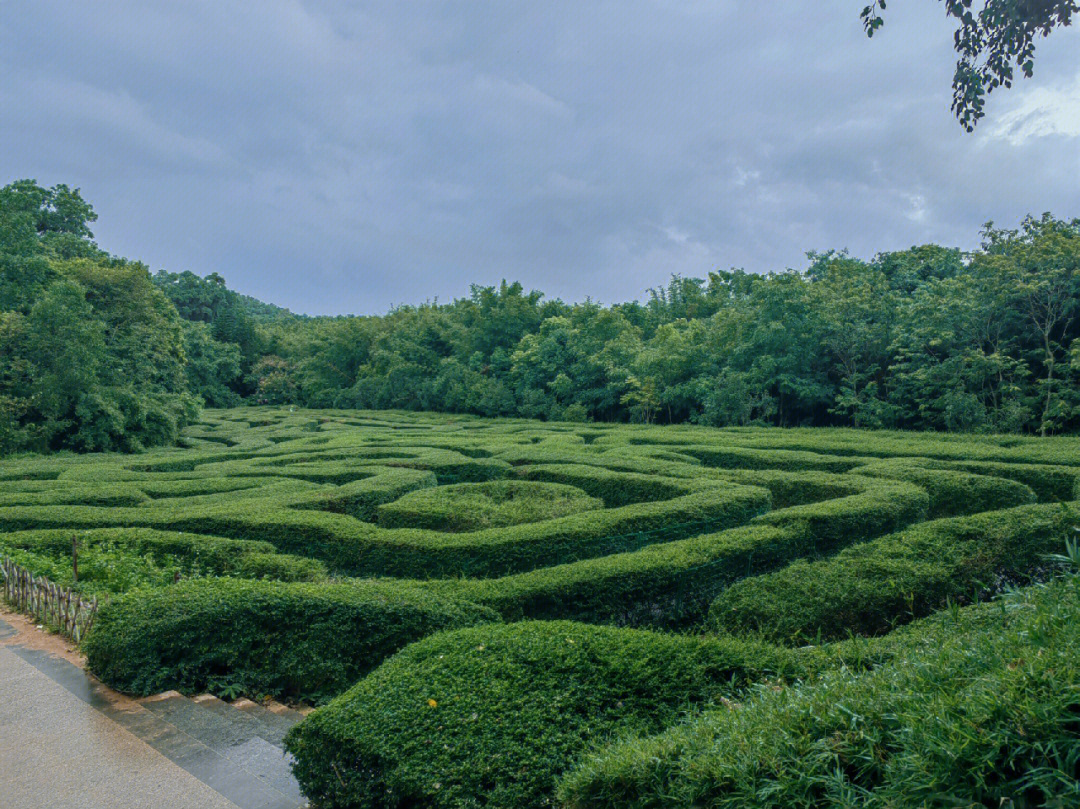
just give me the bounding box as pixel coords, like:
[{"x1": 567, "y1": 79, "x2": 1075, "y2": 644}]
[
  {"x1": 0, "y1": 181, "x2": 196, "y2": 453},
  {"x1": 3, "y1": 179, "x2": 1080, "y2": 455}
]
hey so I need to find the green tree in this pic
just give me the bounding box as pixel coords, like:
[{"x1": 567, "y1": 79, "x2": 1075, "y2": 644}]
[
  {"x1": 182, "y1": 322, "x2": 243, "y2": 408},
  {"x1": 978, "y1": 215, "x2": 1080, "y2": 434},
  {"x1": 811, "y1": 252, "x2": 895, "y2": 427},
  {"x1": 889, "y1": 270, "x2": 1030, "y2": 432},
  {"x1": 0, "y1": 180, "x2": 197, "y2": 453}
]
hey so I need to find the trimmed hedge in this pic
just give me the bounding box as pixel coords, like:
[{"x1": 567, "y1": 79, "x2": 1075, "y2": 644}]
[
  {"x1": 147, "y1": 479, "x2": 322, "y2": 509},
  {"x1": 234, "y1": 552, "x2": 327, "y2": 582},
  {"x1": 83, "y1": 578, "x2": 499, "y2": 703},
  {"x1": 430, "y1": 525, "x2": 796, "y2": 628},
  {"x1": 0, "y1": 484, "x2": 151, "y2": 507},
  {"x1": 560, "y1": 574, "x2": 1080, "y2": 809},
  {"x1": 136, "y1": 477, "x2": 274, "y2": 498},
  {"x1": 749, "y1": 477, "x2": 929, "y2": 557},
  {"x1": 709, "y1": 502, "x2": 1076, "y2": 642},
  {"x1": 493, "y1": 445, "x2": 709, "y2": 480},
  {"x1": 684, "y1": 444, "x2": 869, "y2": 474},
  {"x1": 377, "y1": 479, "x2": 603, "y2": 532},
  {"x1": 0, "y1": 481, "x2": 771, "y2": 578},
  {"x1": 285, "y1": 620, "x2": 814, "y2": 809},
  {"x1": 291, "y1": 467, "x2": 437, "y2": 520},
  {"x1": 703, "y1": 425, "x2": 1080, "y2": 467},
  {"x1": 516, "y1": 463, "x2": 695, "y2": 506},
  {"x1": 0, "y1": 527, "x2": 276, "y2": 563},
  {"x1": 899, "y1": 457, "x2": 1080, "y2": 503},
  {"x1": 425, "y1": 476, "x2": 928, "y2": 628},
  {"x1": 711, "y1": 468, "x2": 864, "y2": 508},
  {"x1": 848, "y1": 460, "x2": 1037, "y2": 517}
]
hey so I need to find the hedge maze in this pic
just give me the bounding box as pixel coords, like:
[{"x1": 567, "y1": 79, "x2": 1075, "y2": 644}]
[{"x1": 2, "y1": 408, "x2": 1079, "y2": 807}]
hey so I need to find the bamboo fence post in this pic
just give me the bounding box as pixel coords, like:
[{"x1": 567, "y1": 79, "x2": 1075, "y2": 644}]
[{"x1": 1, "y1": 557, "x2": 99, "y2": 642}]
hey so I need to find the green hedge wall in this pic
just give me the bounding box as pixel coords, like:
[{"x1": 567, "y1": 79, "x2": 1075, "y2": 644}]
[
  {"x1": 683, "y1": 445, "x2": 870, "y2": 473},
  {"x1": 83, "y1": 578, "x2": 499, "y2": 703},
  {"x1": 748, "y1": 478, "x2": 929, "y2": 557},
  {"x1": 377, "y1": 479, "x2": 603, "y2": 531},
  {"x1": 285, "y1": 620, "x2": 814, "y2": 809},
  {"x1": 0, "y1": 481, "x2": 771, "y2": 579},
  {"x1": 290, "y1": 467, "x2": 436, "y2": 520},
  {"x1": 515, "y1": 463, "x2": 695, "y2": 506},
  {"x1": 0, "y1": 527, "x2": 276, "y2": 563},
  {"x1": 560, "y1": 574, "x2": 1080, "y2": 809},
  {"x1": 848, "y1": 460, "x2": 1037, "y2": 517},
  {"x1": 905, "y1": 458, "x2": 1080, "y2": 503},
  {"x1": 0, "y1": 485, "x2": 151, "y2": 507},
  {"x1": 709, "y1": 502, "x2": 1076, "y2": 642},
  {"x1": 426, "y1": 476, "x2": 929, "y2": 629},
  {"x1": 0, "y1": 527, "x2": 326, "y2": 594},
  {"x1": 234, "y1": 552, "x2": 327, "y2": 582}
]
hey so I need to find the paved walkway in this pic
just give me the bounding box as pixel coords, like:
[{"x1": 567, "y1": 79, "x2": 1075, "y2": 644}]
[{"x1": 0, "y1": 611, "x2": 305, "y2": 809}]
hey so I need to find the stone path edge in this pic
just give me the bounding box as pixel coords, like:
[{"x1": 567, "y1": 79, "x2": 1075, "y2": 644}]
[{"x1": 0, "y1": 613, "x2": 304, "y2": 809}]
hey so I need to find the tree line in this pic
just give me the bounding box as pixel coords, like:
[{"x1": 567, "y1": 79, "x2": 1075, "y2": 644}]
[{"x1": 3, "y1": 179, "x2": 1079, "y2": 453}]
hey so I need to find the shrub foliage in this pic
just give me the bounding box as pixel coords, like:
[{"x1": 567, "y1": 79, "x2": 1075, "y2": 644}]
[{"x1": 2, "y1": 406, "x2": 1078, "y2": 807}]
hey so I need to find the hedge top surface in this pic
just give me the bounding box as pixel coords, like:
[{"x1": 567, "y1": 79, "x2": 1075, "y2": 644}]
[
  {"x1": 559, "y1": 574, "x2": 1080, "y2": 809},
  {"x1": 6, "y1": 406, "x2": 1078, "y2": 716},
  {"x1": 82, "y1": 577, "x2": 500, "y2": 703},
  {"x1": 286, "y1": 619, "x2": 812, "y2": 809},
  {"x1": 376, "y1": 479, "x2": 603, "y2": 532},
  {"x1": 4, "y1": 405, "x2": 1072, "y2": 594}
]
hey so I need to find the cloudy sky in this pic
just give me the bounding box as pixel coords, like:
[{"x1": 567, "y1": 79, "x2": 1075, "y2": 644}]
[{"x1": 3, "y1": 2, "x2": 1078, "y2": 315}]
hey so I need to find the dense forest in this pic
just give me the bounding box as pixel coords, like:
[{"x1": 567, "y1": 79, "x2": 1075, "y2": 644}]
[{"x1": 3, "y1": 178, "x2": 1080, "y2": 454}]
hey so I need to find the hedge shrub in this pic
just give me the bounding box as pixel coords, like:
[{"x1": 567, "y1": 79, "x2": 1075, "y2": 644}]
[
  {"x1": 683, "y1": 445, "x2": 869, "y2": 473},
  {"x1": 493, "y1": 445, "x2": 710, "y2": 481},
  {"x1": 286, "y1": 620, "x2": 813, "y2": 809},
  {"x1": 136, "y1": 477, "x2": 273, "y2": 498},
  {"x1": 0, "y1": 480, "x2": 770, "y2": 578},
  {"x1": 377, "y1": 479, "x2": 603, "y2": 531},
  {"x1": 848, "y1": 460, "x2": 1037, "y2": 517},
  {"x1": 83, "y1": 578, "x2": 499, "y2": 702},
  {"x1": 234, "y1": 552, "x2": 327, "y2": 582},
  {"x1": 709, "y1": 502, "x2": 1076, "y2": 642},
  {"x1": 0, "y1": 484, "x2": 151, "y2": 507},
  {"x1": 711, "y1": 469, "x2": 864, "y2": 509},
  {"x1": 749, "y1": 477, "x2": 929, "y2": 557},
  {"x1": 903, "y1": 458, "x2": 1080, "y2": 503},
  {"x1": 560, "y1": 574, "x2": 1080, "y2": 809},
  {"x1": 0, "y1": 527, "x2": 277, "y2": 565},
  {"x1": 426, "y1": 478, "x2": 927, "y2": 629},
  {"x1": 291, "y1": 467, "x2": 436, "y2": 520},
  {"x1": 515, "y1": 463, "x2": 695, "y2": 506}
]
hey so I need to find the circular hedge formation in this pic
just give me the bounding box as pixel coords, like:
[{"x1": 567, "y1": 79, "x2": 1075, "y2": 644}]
[{"x1": 376, "y1": 479, "x2": 603, "y2": 532}]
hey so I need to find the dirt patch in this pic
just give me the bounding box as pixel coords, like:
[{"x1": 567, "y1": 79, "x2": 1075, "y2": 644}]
[{"x1": 0, "y1": 605, "x2": 86, "y2": 667}]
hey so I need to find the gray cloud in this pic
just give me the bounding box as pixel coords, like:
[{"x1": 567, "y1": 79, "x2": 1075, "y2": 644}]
[{"x1": 2, "y1": 1, "x2": 1078, "y2": 314}]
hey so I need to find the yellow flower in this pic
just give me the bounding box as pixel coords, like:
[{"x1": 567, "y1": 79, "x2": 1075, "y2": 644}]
[{"x1": 427, "y1": 698, "x2": 438, "y2": 708}]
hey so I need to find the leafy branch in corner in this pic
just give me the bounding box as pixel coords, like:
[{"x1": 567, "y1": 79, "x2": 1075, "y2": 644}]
[{"x1": 862, "y1": 1, "x2": 1078, "y2": 130}]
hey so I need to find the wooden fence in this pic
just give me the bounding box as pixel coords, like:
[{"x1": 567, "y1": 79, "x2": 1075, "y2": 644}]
[{"x1": 0, "y1": 557, "x2": 99, "y2": 641}]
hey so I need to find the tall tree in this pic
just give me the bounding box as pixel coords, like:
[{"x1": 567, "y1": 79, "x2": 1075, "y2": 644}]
[{"x1": 0, "y1": 181, "x2": 197, "y2": 453}]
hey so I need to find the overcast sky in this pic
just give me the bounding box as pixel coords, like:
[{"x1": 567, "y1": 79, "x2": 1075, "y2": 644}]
[{"x1": 3, "y1": 2, "x2": 1078, "y2": 315}]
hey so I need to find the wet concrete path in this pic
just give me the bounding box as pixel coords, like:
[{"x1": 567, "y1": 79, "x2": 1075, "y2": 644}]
[{"x1": 0, "y1": 612, "x2": 305, "y2": 809}]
